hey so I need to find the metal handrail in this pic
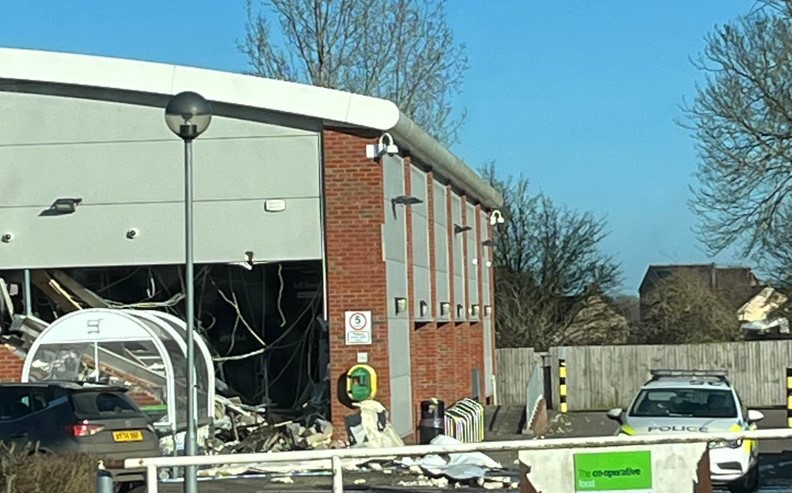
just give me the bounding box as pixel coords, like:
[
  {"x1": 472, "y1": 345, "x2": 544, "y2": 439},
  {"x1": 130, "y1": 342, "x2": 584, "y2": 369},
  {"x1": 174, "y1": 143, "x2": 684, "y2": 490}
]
[{"x1": 123, "y1": 428, "x2": 792, "y2": 493}]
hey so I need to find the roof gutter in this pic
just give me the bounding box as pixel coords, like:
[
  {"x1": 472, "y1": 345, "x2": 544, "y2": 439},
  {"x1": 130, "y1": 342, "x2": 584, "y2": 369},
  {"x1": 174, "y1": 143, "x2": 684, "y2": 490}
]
[{"x1": 389, "y1": 112, "x2": 503, "y2": 209}]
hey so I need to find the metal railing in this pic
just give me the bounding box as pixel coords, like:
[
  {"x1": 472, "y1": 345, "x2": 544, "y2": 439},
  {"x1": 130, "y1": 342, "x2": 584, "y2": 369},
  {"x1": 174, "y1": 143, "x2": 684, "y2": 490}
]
[
  {"x1": 524, "y1": 359, "x2": 545, "y2": 433},
  {"x1": 123, "y1": 428, "x2": 792, "y2": 493}
]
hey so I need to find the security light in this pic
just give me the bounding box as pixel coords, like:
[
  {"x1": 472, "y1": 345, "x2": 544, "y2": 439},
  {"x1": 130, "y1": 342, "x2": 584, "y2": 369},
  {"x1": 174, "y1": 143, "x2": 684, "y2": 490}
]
[
  {"x1": 454, "y1": 224, "x2": 472, "y2": 235},
  {"x1": 51, "y1": 198, "x2": 82, "y2": 214},
  {"x1": 392, "y1": 195, "x2": 423, "y2": 207}
]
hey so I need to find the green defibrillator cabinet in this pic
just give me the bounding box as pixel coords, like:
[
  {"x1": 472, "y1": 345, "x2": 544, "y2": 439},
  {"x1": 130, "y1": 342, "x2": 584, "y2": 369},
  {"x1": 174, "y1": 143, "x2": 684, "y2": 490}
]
[{"x1": 346, "y1": 364, "x2": 378, "y2": 402}]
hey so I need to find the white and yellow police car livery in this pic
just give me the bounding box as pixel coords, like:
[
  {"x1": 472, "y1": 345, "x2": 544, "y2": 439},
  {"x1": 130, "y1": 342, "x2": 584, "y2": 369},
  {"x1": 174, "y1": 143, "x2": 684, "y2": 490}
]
[{"x1": 606, "y1": 370, "x2": 762, "y2": 493}]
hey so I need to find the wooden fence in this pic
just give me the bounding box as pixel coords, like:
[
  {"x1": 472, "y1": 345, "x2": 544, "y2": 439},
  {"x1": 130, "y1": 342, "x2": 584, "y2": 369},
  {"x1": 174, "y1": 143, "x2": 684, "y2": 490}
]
[
  {"x1": 547, "y1": 340, "x2": 792, "y2": 410},
  {"x1": 495, "y1": 347, "x2": 538, "y2": 405}
]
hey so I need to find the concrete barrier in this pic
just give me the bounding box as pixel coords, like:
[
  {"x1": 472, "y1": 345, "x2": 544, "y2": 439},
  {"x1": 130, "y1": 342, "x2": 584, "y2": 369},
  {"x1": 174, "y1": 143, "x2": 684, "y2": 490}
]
[{"x1": 519, "y1": 443, "x2": 711, "y2": 493}]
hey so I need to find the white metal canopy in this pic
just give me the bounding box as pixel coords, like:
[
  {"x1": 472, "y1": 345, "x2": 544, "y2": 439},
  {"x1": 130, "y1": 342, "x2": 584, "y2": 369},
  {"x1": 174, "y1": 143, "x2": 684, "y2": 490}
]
[{"x1": 21, "y1": 308, "x2": 215, "y2": 430}]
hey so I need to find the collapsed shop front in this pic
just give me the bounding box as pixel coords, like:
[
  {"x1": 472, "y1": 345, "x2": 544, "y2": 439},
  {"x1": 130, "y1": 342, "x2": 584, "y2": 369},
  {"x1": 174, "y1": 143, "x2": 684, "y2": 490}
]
[{"x1": 0, "y1": 263, "x2": 327, "y2": 420}]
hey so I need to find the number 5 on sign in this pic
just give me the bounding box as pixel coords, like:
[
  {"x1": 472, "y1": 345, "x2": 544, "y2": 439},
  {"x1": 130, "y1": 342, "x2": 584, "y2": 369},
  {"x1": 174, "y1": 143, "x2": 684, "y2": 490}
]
[{"x1": 345, "y1": 310, "x2": 372, "y2": 345}]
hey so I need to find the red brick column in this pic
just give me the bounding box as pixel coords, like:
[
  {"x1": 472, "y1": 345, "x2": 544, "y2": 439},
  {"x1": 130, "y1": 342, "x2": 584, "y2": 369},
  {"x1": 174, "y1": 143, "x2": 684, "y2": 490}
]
[
  {"x1": 323, "y1": 128, "x2": 390, "y2": 434},
  {"x1": 0, "y1": 345, "x2": 24, "y2": 382}
]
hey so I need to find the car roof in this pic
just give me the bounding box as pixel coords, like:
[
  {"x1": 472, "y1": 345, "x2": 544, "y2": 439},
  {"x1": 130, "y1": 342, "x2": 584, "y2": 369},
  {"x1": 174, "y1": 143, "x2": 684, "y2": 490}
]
[
  {"x1": 0, "y1": 381, "x2": 127, "y2": 392},
  {"x1": 642, "y1": 378, "x2": 732, "y2": 390}
]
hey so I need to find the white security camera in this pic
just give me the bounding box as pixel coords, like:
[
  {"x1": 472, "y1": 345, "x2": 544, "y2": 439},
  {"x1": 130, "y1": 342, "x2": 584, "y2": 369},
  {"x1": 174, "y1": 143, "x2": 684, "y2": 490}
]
[
  {"x1": 489, "y1": 210, "x2": 505, "y2": 226},
  {"x1": 365, "y1": 132, "x2": 400, "y2": 159},
  {"x1": 380, "y1": 132, "x2": 399, "y2": 155}
]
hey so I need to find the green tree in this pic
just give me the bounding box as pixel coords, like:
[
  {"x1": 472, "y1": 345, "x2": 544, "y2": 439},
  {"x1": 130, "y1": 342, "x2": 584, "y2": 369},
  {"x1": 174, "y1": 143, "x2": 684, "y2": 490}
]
[{"x1": 238, "y1": 0, "x2": 469, "y2": 144}]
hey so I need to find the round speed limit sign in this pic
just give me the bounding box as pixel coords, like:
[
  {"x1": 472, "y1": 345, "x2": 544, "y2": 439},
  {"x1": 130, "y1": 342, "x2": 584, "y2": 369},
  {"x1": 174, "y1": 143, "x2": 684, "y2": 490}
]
[
  {"x1": 349, "y1": 312, "x2": 368, "y2": 330},
  {"x1": 345, "y1": 310, "x2": 372, "y2": 345}
]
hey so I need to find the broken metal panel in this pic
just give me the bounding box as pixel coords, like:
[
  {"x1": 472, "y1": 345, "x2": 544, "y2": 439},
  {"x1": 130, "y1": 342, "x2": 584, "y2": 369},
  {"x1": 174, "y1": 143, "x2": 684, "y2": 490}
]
[
  {"x1": 30, "y1": 270, "x2": 81, "y2": 313},
  {"x1": 51, "y1": 270, "x2": 108, "y2": 308}
]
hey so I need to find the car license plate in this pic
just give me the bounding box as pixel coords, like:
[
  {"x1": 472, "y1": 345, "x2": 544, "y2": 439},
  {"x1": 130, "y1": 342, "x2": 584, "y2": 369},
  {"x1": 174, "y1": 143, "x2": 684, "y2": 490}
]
[{"x1": 112, "y1": 431, "x2": 143, "y2": 442}]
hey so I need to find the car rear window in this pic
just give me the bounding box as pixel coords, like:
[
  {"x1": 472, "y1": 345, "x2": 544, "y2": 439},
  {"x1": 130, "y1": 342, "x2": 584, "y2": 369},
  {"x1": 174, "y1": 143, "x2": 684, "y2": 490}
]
[
  {"x1": 71, "y1": 391, "x2": 144, "y2": 419},
  {"x1": 630, "y1": 388, "x2": 737, "y2": 418}
]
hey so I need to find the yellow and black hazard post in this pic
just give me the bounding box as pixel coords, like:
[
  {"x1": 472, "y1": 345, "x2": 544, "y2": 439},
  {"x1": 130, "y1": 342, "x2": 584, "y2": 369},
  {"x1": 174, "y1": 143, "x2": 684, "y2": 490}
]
[
  {"x1": 559, "y1": 359, "x2": 568, "y2": 413},
  {"x1": 787, "y1": 368, "x2": 792, "y2": 427}
]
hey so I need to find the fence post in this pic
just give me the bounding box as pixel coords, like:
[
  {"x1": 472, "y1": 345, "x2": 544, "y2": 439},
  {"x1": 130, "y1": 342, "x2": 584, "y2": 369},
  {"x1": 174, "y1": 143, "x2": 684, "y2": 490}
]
[
  {"x1": 787, "y1": 368, "x2": 792, "y2": 428},
  {"x1": 559, "y1": 359, "x2": 568, "y2": 413}
]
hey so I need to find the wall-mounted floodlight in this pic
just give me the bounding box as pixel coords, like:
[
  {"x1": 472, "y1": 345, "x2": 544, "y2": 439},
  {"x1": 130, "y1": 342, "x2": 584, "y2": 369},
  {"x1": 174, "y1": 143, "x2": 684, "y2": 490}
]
[
  {"x1": 471, "y1": 304, "x2": 480, "y2": 317},
  {"x1": 419, "y1": 300, "x2": 429, "y2": 318},
  {"x1": 484, "y1": 305, "x2": 492, "y2": 317},
  {"x1": 454, "y1": 224, "x2": 472, "y2": 235},
  {"x1": 482, "y1": 239, "x2": 495, "y2": 247},
  {"x1": 1, "y1": 233, "x2": 12, "y2": 243},
  {"x1": 395, "y1": 297, "x2": 408, "y2": 315},
  {"x1": 440, "y1": 302, "x2": 451, "y2": 317},
  {"x1": 42, "y1": 198, "x2": 83, "y2": 216},
  {"x1": 392, "y1": 195, "x2": 423, "y2": 207},
  {"x1": 456, "y1": 304, "x2": 465, "y2": 319}
]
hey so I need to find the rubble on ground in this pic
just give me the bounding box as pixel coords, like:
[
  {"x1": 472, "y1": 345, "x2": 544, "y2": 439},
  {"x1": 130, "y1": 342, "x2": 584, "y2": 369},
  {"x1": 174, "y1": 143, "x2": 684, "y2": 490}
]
[
  {"x1": 206, "y1": 395, "x2": 339, "y2": 455},
  {"x1": 536, "y1": 412, "x2": 574, "y2": 438},
  {"x1": 196, "y1": 398, "x2": 516, "y2": 488}
]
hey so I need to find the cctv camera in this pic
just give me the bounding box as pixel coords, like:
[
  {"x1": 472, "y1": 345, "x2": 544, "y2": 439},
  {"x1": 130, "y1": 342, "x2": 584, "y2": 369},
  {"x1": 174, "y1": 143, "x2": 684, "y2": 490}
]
[{"x1": 380, "y1": 132, "x2": 400, "y2": 156}]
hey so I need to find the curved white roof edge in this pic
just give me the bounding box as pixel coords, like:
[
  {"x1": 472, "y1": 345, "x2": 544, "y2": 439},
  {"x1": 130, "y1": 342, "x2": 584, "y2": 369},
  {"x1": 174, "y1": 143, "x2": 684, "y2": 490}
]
[{"x1": 0, "y1": 47, "x2": 503, "y2": 208}]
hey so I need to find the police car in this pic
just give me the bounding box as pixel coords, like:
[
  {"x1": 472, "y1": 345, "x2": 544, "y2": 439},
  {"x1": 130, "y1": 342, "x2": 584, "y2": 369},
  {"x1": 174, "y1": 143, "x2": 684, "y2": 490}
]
[{"x1": 606, "y1": 370, "x2": 763, "y2": 493}]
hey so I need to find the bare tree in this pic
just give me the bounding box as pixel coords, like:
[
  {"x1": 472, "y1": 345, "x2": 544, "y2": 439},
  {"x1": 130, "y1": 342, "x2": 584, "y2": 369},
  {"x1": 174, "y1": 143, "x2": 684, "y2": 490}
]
[
  {"x1": 481, "y1": 163, "x2": 623, "y2": 349},
  {"x1": 639, "y1": 270, "x2": 740, "y2": 344},
  {"x1": 239, "y1": 0, "x2": 469, "y2": 144},
  {"x1": 685, "y1": 0, "x2": 792, "y2": 275}
]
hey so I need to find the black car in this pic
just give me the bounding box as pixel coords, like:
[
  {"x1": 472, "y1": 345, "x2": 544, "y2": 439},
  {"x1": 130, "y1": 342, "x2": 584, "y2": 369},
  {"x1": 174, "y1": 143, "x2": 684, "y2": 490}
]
[{"x1": 0, "y1": 381, "x2": 161, "y2": 488}]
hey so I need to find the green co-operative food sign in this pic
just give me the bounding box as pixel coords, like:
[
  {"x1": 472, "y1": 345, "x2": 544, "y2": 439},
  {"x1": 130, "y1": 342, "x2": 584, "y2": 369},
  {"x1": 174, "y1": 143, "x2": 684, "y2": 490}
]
[{"x1": 573, "y1": 450, "x2": 652, "y2": 492}]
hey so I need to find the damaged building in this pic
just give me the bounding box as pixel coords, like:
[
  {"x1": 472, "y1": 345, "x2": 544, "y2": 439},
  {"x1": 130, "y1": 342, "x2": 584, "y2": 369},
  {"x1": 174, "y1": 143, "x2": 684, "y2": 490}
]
[{"x1": 0, "y1": 48, "x2": 502, "y2": 440}]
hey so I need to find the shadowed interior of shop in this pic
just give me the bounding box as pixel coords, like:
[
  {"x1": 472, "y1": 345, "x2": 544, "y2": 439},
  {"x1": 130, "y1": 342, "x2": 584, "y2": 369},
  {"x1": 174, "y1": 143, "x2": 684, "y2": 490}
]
[{"x1": 0, "y1": 261, "x2": 328, "y2": 420}]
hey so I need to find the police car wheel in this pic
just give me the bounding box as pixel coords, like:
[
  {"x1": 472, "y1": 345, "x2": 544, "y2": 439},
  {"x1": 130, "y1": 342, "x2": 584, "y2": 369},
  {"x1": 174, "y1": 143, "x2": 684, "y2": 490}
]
[{"x1": 728, "y1": 464, "x2": 759, "y2": 493}]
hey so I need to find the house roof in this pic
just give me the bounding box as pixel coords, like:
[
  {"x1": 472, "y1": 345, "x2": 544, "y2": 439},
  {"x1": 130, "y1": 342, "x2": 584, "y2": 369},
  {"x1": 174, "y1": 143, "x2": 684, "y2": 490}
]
[
  {"x1": 0, "y1": 47, "x2": 503, "y2": 209},
  {"x1": 639, "y1": 263, "x2": 764, "y2": 310}
]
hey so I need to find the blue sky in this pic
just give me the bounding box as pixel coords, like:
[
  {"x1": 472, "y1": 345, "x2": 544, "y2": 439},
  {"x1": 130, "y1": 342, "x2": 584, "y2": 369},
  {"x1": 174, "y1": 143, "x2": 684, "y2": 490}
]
[{"x1": 0, "y1": 1, "x2": 753, "y2": 293}]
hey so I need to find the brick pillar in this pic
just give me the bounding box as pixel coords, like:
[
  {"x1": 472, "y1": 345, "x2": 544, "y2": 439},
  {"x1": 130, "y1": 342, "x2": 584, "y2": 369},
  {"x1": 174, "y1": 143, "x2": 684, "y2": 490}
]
[
  {"x1": 0, "y1": 345, "x2": 24, "y2": 382},
  {"x1": 323, "y1": 128, "x2": 390, "y2": 434}
]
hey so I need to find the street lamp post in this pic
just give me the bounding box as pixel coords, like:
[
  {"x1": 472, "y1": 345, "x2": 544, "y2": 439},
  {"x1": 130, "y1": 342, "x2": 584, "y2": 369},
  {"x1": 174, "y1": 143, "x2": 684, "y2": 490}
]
[{"x1": 164, "y1": 91, "x2": 212, "y2": 493}]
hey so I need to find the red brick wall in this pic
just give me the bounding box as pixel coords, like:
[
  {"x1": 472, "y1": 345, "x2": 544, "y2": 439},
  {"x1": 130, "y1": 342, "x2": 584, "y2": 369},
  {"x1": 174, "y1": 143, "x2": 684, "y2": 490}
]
[
  {"x1": 323, "y1": 128, "x2": 391, "y2": 434},
  {"x1": 0, "y1": 345, "x2": 24, "y2": 382},
  {"x1": 323, "y1": 127, "x2": 496, "y2": 436}
]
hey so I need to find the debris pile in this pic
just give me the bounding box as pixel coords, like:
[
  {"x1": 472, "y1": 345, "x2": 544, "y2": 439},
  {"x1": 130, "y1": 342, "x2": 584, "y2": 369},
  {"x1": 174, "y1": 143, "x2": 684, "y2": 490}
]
[{"x1": 206, "y1": 395, "x2": 339, "y2": 455}]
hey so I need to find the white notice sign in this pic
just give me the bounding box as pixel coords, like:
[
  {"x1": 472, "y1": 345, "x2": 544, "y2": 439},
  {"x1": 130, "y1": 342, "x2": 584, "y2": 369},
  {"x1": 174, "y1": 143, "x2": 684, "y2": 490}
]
[{"x1": 345, "y1": 311, "x2": 372, "y2": 345}]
